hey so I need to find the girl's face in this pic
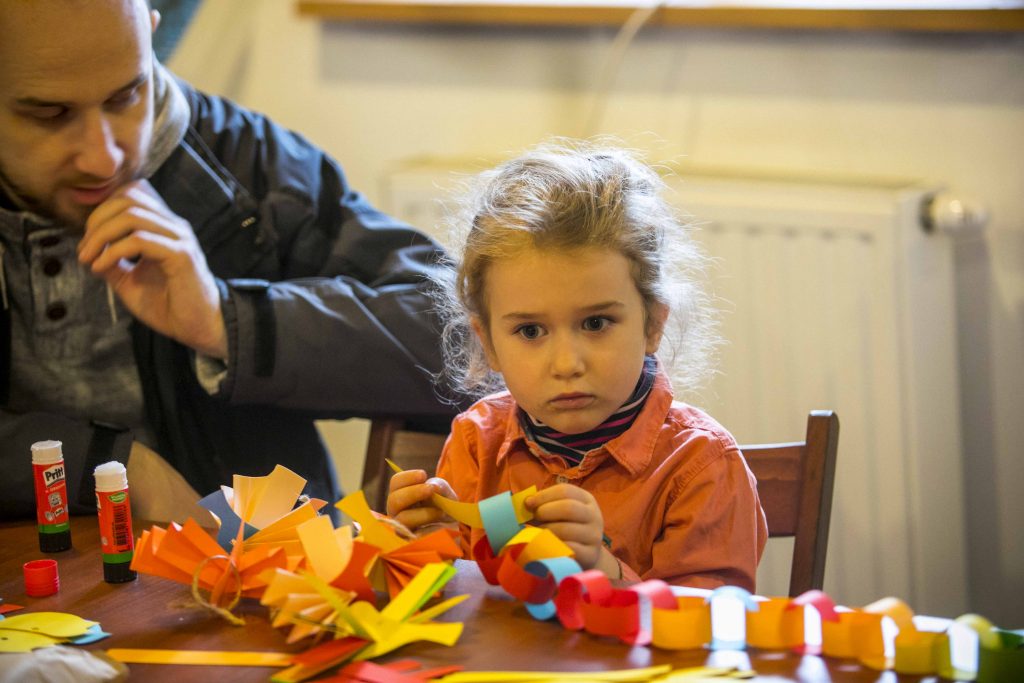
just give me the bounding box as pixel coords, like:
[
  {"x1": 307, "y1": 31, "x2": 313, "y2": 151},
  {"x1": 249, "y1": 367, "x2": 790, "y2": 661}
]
[{"x1": 473, "y1": 246, "x2": 665, "y2": 435}]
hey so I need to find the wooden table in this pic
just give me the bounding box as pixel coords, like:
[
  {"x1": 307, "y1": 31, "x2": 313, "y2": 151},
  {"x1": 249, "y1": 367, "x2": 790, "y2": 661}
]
[{"x1": 1, "y1": 516, "x2": 955, "y2": 682}]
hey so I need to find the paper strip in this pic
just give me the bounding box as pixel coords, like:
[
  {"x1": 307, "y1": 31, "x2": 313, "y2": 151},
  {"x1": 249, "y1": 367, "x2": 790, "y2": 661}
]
[
  {"x1": 106, "y1": 648, "x2": 293, "y2": 666},
  {"x1": 478, "y1": 492, "x2": 522, "y2": 554},
  {"x1": 438, "y1": 665, "x2": 673, "y2": 682}
]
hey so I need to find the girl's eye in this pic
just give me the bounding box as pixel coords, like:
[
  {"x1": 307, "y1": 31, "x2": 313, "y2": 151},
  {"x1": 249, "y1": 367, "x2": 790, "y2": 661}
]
[
  {"x1": 583, "y1": 316, "x2": 611, "y2": 332},
  {"x1": 515, "y1": 324, "x2": 543, "y2": 340}
]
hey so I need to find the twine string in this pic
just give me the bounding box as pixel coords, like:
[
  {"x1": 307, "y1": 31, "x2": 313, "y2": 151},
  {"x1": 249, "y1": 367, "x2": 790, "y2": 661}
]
[{"x1": 190, "y1": 554, "x2": 245, "y2": 626}]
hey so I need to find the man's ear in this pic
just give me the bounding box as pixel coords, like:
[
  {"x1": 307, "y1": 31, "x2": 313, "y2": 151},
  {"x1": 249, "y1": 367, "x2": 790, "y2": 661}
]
[
  {"x1": 644, "y1": 303, "x2": 670, "y2": 355},
  {"x1": 150, "y1": 9, "x2": 161, "y2": 33},
  {"x1": 470, "y1": 316, "x2": 501, "y2": 372}
]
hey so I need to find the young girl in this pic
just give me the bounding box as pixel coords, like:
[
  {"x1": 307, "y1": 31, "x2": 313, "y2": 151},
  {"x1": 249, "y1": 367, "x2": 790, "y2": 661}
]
[{"x1": 387, "y1": 141, "x2": 767, "y2": 590}]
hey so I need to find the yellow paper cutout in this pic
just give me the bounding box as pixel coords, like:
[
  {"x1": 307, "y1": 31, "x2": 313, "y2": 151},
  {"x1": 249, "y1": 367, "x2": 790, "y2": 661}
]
[
  {"x1": 410, "y1": 594, "x2": 470, "y2": 623},
  {"x1": 0, "y1": 612, "x2": 100, "y2": 653},
  {"x1": 0, "y1": 612, "x2": 98, "y2": 639},
  {"x1": 337, "y1": 490, "x2": 404, "y2": 553},
  {"x1": 297, "y1": 514, "x2": 347, "y2": 582},
  {"x1": 383, "y1": 459, "x2": 536, "y2": 527},
  {"x1": 107, "y1": 648, "x2": 292, "y2": 666},
  {"x1": 438, "y1": 665, "x2": 672, "y2": 682},
  {"x1": 507, "y1": 526, "x2": 574, "y2": 565},
  {"x1": 353, "y1": 620, "x2": 464, "y2": 660},
  {"x1": 245, "y1": 498, "x2": 326, "y2": 550},
  {"x1": 225, "y1": 465, "x2": 303, "y2": 528},
  {"x1": 0, "y1": 629, "x2": 63, "y2": 652},
  {"x1": 381, "y1": 563, "x2": 455, "y2": 621}
]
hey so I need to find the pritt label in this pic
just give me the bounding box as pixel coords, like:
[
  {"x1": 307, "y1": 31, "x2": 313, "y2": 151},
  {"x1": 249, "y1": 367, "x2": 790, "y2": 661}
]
[
  {"x1": 34, "y1": 461, "x2": 70, "y2": 530},
  {"x1": 43, "y1": 464, "x2": 65, "y2": 485}
]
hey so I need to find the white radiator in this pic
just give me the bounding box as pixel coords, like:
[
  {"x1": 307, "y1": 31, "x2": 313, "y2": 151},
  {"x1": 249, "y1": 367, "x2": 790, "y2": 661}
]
[{"x1": 381, "y1": 160, "x2": 970, "y2": 617}]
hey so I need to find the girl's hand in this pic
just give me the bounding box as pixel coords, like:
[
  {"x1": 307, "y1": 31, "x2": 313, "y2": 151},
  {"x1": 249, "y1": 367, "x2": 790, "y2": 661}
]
[
  {"x1": 386, "y1": 469, "x2": 457, "y2": 532},
  {"x1": 526, "y1": 484, "x2": 619, "y2": 577}
]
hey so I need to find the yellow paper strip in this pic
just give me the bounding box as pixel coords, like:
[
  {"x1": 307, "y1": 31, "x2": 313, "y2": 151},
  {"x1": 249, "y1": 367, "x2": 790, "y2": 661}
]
[
  {"x1": 246, "y1": 500, "x2": 322, "y2": 543},
  {"x1": 381, "y1": 563, "x2": 454, "y2": 621},
  {"x1": 411, "y1": 594, "x2": 470, "y2": 623},
  {"x1": 385, "y1": 460, "x2": 535, "y2": 528},
  {"x1": 106, "y1": 648, "x2": 293, "y2": 666},
  {"x1": 438, "y1": 665, "x2": 672, "y2": 682},
  {"x1": 337, "y1": 490, "x2": 404, "y2": 552},
  {"x1": 297, "y1": 515, "x2": 346, "y2": 582}
]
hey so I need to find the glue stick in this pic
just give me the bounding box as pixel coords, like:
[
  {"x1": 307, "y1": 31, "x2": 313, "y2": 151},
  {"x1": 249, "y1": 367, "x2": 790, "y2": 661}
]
[
  {"x1": 31, "y1": 440, "x2": 72, "y2": 552},
  {"x1": 94, "y1": 461, "x2": 137, "y2": 583}
]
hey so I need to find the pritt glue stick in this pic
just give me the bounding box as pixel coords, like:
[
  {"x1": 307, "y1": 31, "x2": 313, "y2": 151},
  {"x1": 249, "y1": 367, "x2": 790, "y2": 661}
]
[
  {"x1": 31, "y1": 440, "x2": 72, "y2": 552},
  {"x1": 94, "y1": 461, "x2": 137, "y2": 583}
]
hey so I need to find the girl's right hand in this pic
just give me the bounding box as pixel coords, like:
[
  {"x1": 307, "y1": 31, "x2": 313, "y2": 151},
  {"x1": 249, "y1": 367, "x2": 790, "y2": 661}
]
[{"x1": 386, "y1": 469, "x2": 458, "y2": 532}]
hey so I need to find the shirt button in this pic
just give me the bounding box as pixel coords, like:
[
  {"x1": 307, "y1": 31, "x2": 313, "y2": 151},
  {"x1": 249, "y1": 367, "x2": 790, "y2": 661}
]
[
  {"x1": 46, "y1": 302, "x2": 67, "y2": 321},
  {"x1": 42, "y1": 258, "x2": 62, "y2": 277},
  {"x1": 556, "y1": 475, "x2": 569, "y2": 484},
  {"x1": 39, "y1": 235, "x2": 61, "y2": 248}
]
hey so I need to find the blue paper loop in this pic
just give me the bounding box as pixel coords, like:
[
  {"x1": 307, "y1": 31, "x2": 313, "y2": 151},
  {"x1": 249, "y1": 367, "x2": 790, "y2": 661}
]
[
  {"x1": 478, "y1": 491, "x2": 522, "y2": 555},
  {"x1": 523, "y1": 556, "x2": 582, "y2": 620}
]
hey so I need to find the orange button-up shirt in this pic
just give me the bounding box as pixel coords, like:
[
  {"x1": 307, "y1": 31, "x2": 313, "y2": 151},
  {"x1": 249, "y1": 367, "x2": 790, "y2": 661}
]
[{"x1": 436, "y1": 373, "x2": 769, "y2": 591}]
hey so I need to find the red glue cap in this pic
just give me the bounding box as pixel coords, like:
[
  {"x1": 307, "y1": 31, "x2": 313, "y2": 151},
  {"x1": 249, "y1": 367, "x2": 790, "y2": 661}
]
[{"x1": 23, "y1": 559, "x2": 60, "y2": 597}]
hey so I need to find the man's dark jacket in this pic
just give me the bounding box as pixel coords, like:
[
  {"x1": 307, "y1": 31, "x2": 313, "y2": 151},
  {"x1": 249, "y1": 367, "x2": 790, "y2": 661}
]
[{"x1": 0, "y1": 79, "x2": 456, "y2": 516}]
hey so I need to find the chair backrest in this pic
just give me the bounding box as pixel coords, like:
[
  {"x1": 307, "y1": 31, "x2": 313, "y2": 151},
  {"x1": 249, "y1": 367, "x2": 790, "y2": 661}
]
[
  {"x1": 740, "y1": 410, "x2": 840, "y2": 597},
  {"x1": 363, "y1": 410, "x2": 840, "y2": 597},
  {"x1": 362, "y1": 419, "x2": 449, "y2": 513}
]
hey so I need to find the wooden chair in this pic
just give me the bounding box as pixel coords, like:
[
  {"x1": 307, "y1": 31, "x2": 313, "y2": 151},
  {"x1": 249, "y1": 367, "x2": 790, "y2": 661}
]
[
  {"x1": 361, "y1": 419, "x2": 449, "y2": 513},
  {"x1": 363, "y1": 410, "x2": 840, "y2": 598},
  {"x1": 740, "y1": 410, "x2": 840, "y2": 597}
]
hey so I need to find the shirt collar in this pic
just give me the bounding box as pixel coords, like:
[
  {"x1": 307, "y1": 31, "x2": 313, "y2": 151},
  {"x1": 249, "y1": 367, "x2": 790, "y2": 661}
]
[{"x1": 493, "y1": 366, "x2": 675, "y2": 476}]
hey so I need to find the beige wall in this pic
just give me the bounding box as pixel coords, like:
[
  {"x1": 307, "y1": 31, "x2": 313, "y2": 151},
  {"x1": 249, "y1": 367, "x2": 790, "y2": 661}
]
[{"x1": 171, "y1": 0, "x2": 1024, "y2": 623}]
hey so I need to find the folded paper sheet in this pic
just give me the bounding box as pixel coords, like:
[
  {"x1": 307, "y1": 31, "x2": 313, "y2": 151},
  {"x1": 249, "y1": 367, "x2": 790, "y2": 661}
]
[
  {"x1": 131, "y1": 517, "x2": 294, "y2": 602},
  {"x1": 269, "y1": 563, "x2": 466, "y2": 683},
  {"x1": 337, "y1": 491, "x2": 463, "y2": 599},
  {"x1": 198, "y1": 464, "x2": 327, "y2": 555}
]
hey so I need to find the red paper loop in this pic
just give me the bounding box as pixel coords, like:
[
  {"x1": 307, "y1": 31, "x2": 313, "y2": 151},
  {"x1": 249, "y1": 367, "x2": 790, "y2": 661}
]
[{"x1": 554, "y1": 570, "x2": 614, "y2": 631}]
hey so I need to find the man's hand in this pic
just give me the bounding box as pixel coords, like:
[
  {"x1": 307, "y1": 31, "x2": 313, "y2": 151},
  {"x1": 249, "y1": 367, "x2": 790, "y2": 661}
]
[
  {"x1": 77, "y1": 180, "x2": 228, "y2": 359},
  {"x1": 386, "y1": 469, "x2": 458, "y2": 533},
  {"x1": 526, "y1": 484, "x2": 618, "y2": 577}
]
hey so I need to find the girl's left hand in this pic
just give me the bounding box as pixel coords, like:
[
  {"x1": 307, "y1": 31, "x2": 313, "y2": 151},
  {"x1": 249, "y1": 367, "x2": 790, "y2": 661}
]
[{"x1": 525, "y1": 484, "x2": 618, "y2": 576}]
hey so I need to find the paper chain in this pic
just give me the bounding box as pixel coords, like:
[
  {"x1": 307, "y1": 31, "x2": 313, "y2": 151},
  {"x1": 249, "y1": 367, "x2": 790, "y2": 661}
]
[
  {"x1": 126, "y1": 465, "x2": 1020, "y2": 683},
  {"x1": 456, "y1": 487, "x2": 1022, "y2": 683}
]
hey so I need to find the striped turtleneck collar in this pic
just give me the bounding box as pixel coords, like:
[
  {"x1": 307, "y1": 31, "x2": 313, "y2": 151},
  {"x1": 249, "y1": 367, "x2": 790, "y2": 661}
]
[{"x1": 520, "y1": 355, "x2": 658, "y2": 467}]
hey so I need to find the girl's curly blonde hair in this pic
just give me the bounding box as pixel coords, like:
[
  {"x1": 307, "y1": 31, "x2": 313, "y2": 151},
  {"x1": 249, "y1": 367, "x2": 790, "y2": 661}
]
[{"x1": 431, "y1": 139, "x2": 719, "y2": 401}]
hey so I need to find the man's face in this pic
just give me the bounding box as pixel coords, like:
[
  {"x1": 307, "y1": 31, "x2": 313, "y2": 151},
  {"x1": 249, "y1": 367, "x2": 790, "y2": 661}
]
[{"x1": 0, "y1": 0, "x2": 156, "y2": 229}]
